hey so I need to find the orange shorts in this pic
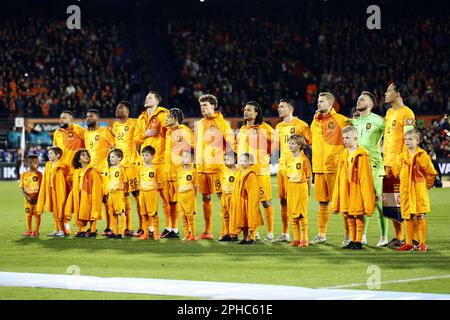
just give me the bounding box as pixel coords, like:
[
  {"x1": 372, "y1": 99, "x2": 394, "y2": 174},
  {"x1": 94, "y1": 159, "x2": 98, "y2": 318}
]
[
  {"x1": 139, "y1": 190, "x2": 158, "y2": 216},
  {"x1": 257, "y1": 175, "x2": 272, "y2": 202},
  {"x1": 314, "y1": 173, "x2": 336, "y2": 203},
  {"x1": 24, "y1": 201, "x2": 37, "y2": 216},
  {"x1": 277, "y1": 169, "x2": 288, "y2": 199},
  {"x1": 108, "y1": 191, "x2": 125, "y2": 215},
  {"x1": 162, "y1": 180, "x2": 178, "y2": 203},
  {"x1": 198, "y1": 172, "x2": 223, "y2": 195},
  {"x1": 125, "y1": 166, "x2": 140, "y2": 193}
]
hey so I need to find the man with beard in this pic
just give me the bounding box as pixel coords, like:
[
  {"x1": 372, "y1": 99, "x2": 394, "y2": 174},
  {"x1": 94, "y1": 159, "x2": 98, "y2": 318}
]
[
  {"x1": 349, "y1": 91, "x2": 388, "y2": 247},
  {"x1": 84, "y1": 109, "x2": 115, "y2": 237},
  {"x1": 134, "y1": 91, "x2": 171, "y2": 237},
  {"x1": 53, "y1": 110, "x2": 85, "y2": 170},
  {"x1": 310, "y1": 92, "x2": 349, "y2": 244},
  {"x1": 273, "y1": 99, "x2": 311, "y2": 243},
  {"x1": 112, "y1": 101, "x2": 141, "y2": 237},
  {"x1": 383, "y1": 82, "x2": 416, "y2": 248}
]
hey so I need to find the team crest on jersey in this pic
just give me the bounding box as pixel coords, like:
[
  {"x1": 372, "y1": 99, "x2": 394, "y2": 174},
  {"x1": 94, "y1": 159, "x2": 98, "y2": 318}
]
[
  {"x1": 149, "y1": 172, "x2": 155, "y2": 178},
  {"x1": 406, "y1": 119, "x2": 414, "y2": 125},
  {"x1": 392, "y1": 120, "x2": 396, "y2": 127},
  {"x1": 366, "y1": 123, "x2": 372, "y2": 130},
  {"x1": 328, "y1": 121, "x2": 334, "y2": 129},
  {"x1": 209, "y1": 125, "x2": 216, "y2": 131},
  {"x1": 186, "y1": 175, "x2": 192, "y2": 181},
  {"x1": 115, "y1": 172, "x2": 119, "y2": 178},
  {"x1": 259, "y1": 187, "x2": 264, "y2": 197},
  {"x1": 296, "y1": 163, "x2": 301, "y2": 170},
  {"x1": 125, "y1": 126, "x2": 129, "y2": 132},
  {"x1": 95, "y1": 135, "x2": 100, "y2": 141},
  {"x1": 26, "y1": 208, "x2": 30, "y2": 213},
  {"x1": 32, "y1": 176, "x2": 38, "y2": 182},
  {"x1": 290, "y1": 128, "x2": 295, "y2": 134},
  {"x1": 229, "y1": 176, "x2": 235, "y2": 183},
  {"x1": 215, "y1": 180, "x2": 221, "y2": 188}
]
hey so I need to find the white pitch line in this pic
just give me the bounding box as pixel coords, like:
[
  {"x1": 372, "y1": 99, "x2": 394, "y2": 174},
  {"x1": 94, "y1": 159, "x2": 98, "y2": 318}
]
[
  {"x1": 321, "y1": 274, "x2": 450, "y2": 289},
  {"x1": 1, "y1": 271, "x2": 450, "y2": 300}
]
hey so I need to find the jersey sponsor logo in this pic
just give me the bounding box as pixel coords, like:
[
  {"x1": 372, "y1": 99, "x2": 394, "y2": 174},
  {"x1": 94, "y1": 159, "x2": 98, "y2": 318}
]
[
  {"x1": 32, "y1": 176, "x2": 38, "y2": 182},
  {"x1": 296, "y1": 163, "x2": 301, "y2": 170},
  {"x1": 186, "y1": 175, "x2": 192, "y2": 181},
  {"x1": 366, "y1": 123, "x2": 372, "y2": 130},
  {"x1": 229, "y1": 176, "x2": 235, "y2": 183},
  {"x1": 406, "y1": 119, "x2": 414, "y2": 125},
  {"x1": 392, "y1": 120, "x2": 396, "y2": 127}
]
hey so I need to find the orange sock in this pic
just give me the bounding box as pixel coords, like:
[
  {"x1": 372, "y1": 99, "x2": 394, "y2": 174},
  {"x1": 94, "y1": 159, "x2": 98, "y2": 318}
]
[
  {"x1": 292, "y1": 217, "x2": 300, "y2": 241},
  {"x1": 343, "y1": 213, "x2": 349, "y2": 237},
  {"x1": 26, "y1": 215, "x2": 32, "y2": 232},
  {"x1": 264, "y1": 206, "x2": 274, "y2": 234},
  {"x1": 348, "y1": 216, "x2": 356, "y2": 242},
  {"x1": 300, "y1": 216, "x2": 308, "y2": 242},
  {"x1": 162, "y1": 200, "x2": 170, "y2": 229},
  {"x1": 112, "y1": 215, "x2": 119, "y2": 234},
  {"x1": 182, "y1": 215, "x2": 189, "y2": 237},
  {"x1": 356, "y1": 217, "x2": 365, "y2": 243},
  {"x1": 222, "y1": 210, "x2": 229, "y2": 235},
  {"x1": 53, "y1": 213, "x2": 59, "y2": 231},
  {"x1": 188, "y1": 214, "x2": 196, "y2": 236},
  {"x1": 417, "y1": 215, "x2": 427, "y2": 245},
  {"x1": 125, "y1": 196, "x2": 133, "y2": 230},
  {"x1": 250, "y1": 228, "x2": 257, "y2": 241},
  {"x1": 134, "y1": 195, "x2": 142, "y2": 230},
  {"x1": 202, "y1": 201, "x2": 213, "y2": 234},
  {"x1": 34, "y1": 215, "x2": 41, "y2": 232},
  {"x1": 169, "y1": 203, "x2": 178, "y2": 230},
  {"x1": 281, "y1": 202, "x2": 289, "y2": 234},
  {"x1": 404, "y1": 218, "x2": 414, "y2": 245},
  {"x1": 142, "y1": 216, "x2": 149, "y2": 236},
  {"x1": 152, "y1": 215, "x2": 159, "y2": 236},
  {"x1": 120, "y1": 214, "x2": 126, "y2": 235},
  {"x1": 90, "y1": 220, "x2": 97, "y2": 233},
  {"x1": 81, "y1": 222, "x2": 87, "y2": 232},
  {"x1": 318, "y1": 204, "x2": 330, "y2": 236},
  {"x1": 393, "y1": 220, "x2": 403, "y2": 240}
]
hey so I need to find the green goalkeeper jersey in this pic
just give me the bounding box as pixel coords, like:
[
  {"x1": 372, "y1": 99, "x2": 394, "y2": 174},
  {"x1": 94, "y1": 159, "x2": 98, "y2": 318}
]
[{"x1": 349, "y1": 112, "x2": 385, "y2": 168}]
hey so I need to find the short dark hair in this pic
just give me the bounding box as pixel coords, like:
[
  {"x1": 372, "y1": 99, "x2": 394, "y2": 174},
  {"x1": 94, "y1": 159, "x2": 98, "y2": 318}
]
[
  {"x1": 72, "y1": 148, "x2": 90, "y2": 169},
  {"x1": 169, "y1": 108, "x2": 184, "y2": 124},
  {"x1": 118, "y1": 101, "x2": 131, "y2": 110},
  {"x1": 109, "y1": 148, "x2": 124, "y2": 160},
  {"x1": 392, "y1": 82, "x2": 409, "y2": 99},
  {"x1": 149, "y1": 91, "x2": 162, "y2": 104},
  {"x1": 26, "y1": 154, "x2": 39, "y2": 161},
  {"x1": 87, "y1": 109, "x2": 100, "y2": 116},
  {"x1": 141, "y1": 145, "x2": 156, "y2": 156},
  {"x1": 279, "y1": 98, "x2": 296, "y2": 109},
  {"x1": 61, "y1": 110, "x2": 74, "y2": 117},
  {"x1": 361, "y1": 91, "x2": 377, "y2": 106},
  {"x1": 245, "y1": 101, "x2": 263, "y2": 125},
  {"x1": 199, "y1": 94, "x2": 219, "y2": 109},
  {"x1": 49, "y1": 146, "x2": 63, "y2": 158}
]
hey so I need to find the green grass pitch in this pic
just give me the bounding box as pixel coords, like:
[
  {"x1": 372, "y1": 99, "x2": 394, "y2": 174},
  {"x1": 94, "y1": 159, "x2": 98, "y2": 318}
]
[{"x1": 1, "y1": 179, "x2": 450, "y2": 299}]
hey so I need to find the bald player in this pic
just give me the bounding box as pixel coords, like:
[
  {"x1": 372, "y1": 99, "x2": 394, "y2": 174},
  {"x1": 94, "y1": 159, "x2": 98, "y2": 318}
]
[
  {"x1": 310, "y1": 92, "x2": 349, "y2": 244},
  {"x1": 134, "y1": 91, "x2": 170, "y2": 237},
  {"x1": 273, "y1": 98, "x2": 311, "y2": 243},
  {"x1": 112, "y1": 101, "x2": 141, "y2": 236},
  {"x1": 84, "y1": 109, "x2": 115, "y2": 237},
  {"x1": 383, "y1": 82, "x2": 416, "y2": 248},
  {"x1": 349, "y1": 91, "x2": 388, "y2": 247},
  {"x1": 237, "y1": 101, "x2": 275, "y2": 241},
  {"x1": 53, "y1": 110, "x2": 85, "y2": 170}
]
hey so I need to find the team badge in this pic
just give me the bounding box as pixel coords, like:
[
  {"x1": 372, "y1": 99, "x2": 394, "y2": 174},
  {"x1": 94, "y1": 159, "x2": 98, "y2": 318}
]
[
  {"x1": 290, "y1": 128, "x2": 295, "y2": 134},
  {"x1": 125, "y1": 126, "x2": 129, "y2": 132},
  {"x1": 149, "y1": 172, "x2": 154, "y2": 178},
  {"x1": 95, "y1": 135, "x2": 100, "y2": 141},
  {"x1": 406, "y1": 119, "x2": 414, "y2": 125},
  {"x1": 328, "y1": 122, "x2": 334, "y2": 129},
  {"x1": 259, "y1": 187, "x2": 264, "y2": 197},
  {"x1": 296, "y1": 163, "x2": 301, "y2": 170},
  {"x1": 115, "y1": 172, "x2": 119, "y2": 178},
  {"x1": 187, "y1": 175, "x2": 192, "y2": 181},
  {"x1": 366, "y1": 123, "x2": 372, "y2": 130},
  {"x1": 229, "y1": 176, "x2": 235, "y2": 183},
  {"x1": 215, "y1": 180, "x2": 221, "y2": 189},
  {"x1": 32, "y1": 176, "x2": 38, "y2": 182},
  {"x1": 392, "y1": 120, "x2": 396, "y2": 127}
]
